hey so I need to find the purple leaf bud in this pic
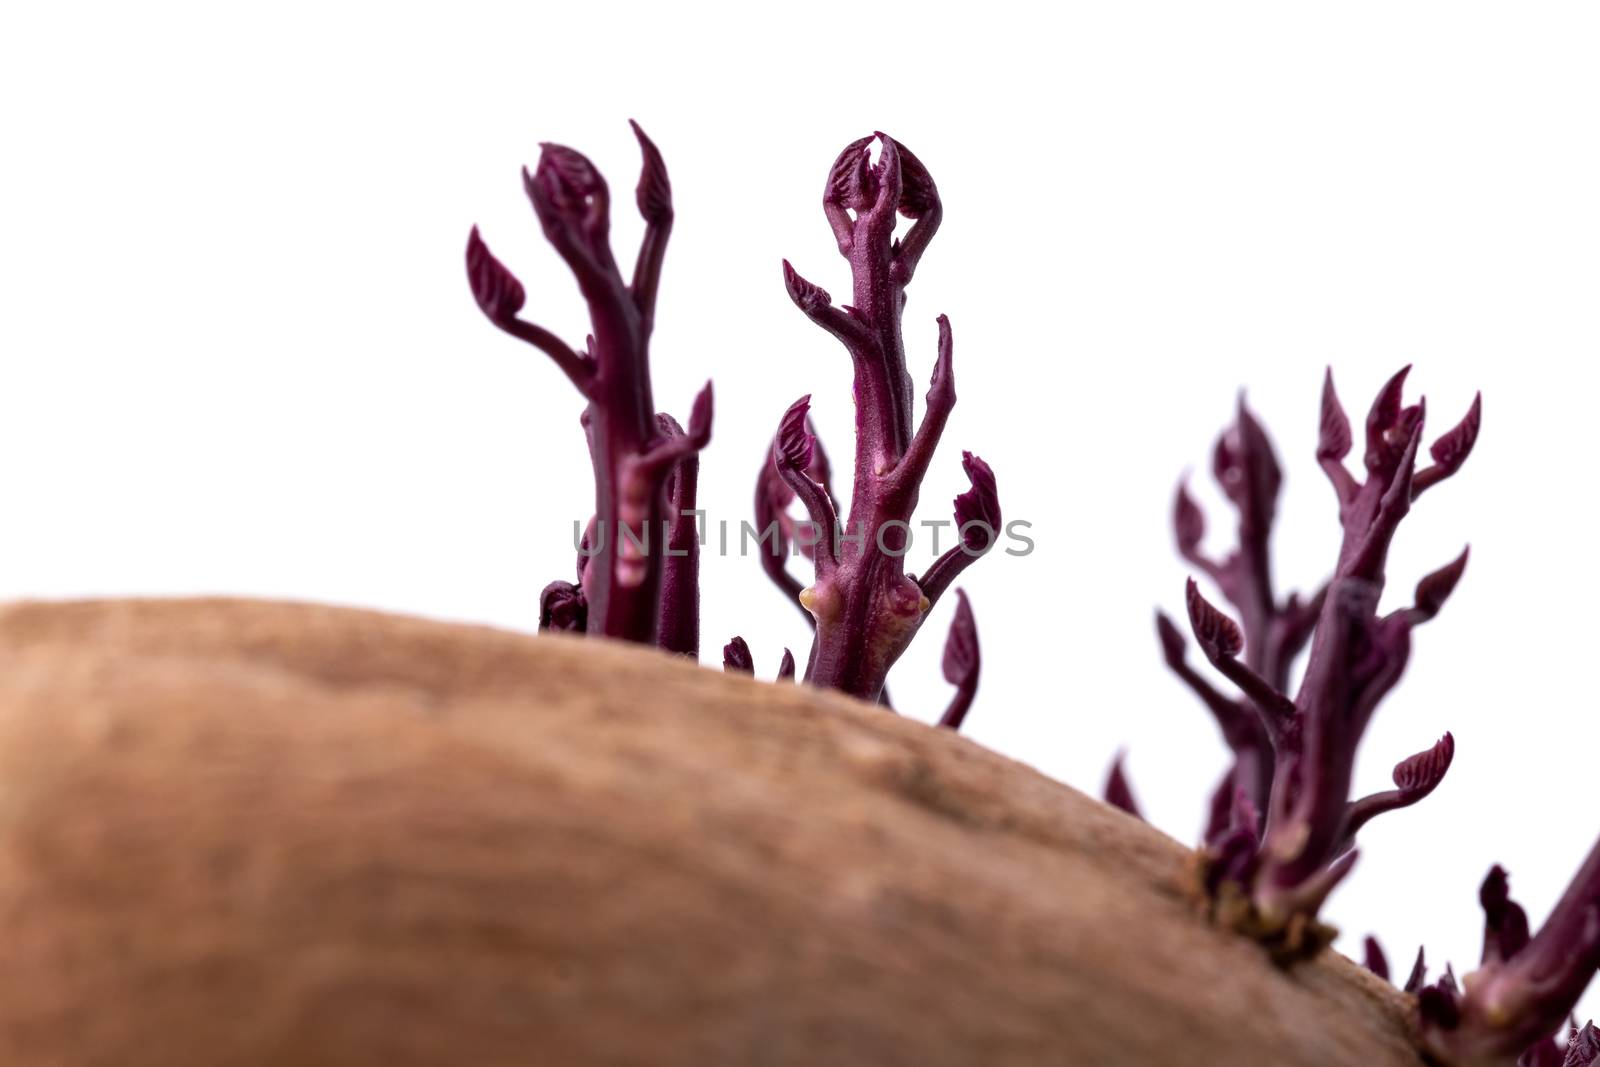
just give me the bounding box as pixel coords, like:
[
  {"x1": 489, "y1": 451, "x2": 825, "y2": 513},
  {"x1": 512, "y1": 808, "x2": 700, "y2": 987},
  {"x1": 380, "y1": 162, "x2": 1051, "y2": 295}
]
[
  {"x1": 1155, "y1": 610, "x2": 1188, "y2": 668},
  {"x1": 532, "y1": 142, "x2": 607, "y2": 216},
  {"x1": 1318, "y1": 367, "x2": 1353, "y2": 463},
  {"x1": 1103, "y1": 752, "x2": 1144, "y2": 820},
  {"x1": 868, "y1": 132, "x2": 903, "y2": 221},
  {"x1": 776, "y1": 395, "x2": 816, "y2": 472},
  {"x1": 941, "y1": 589, "x2": 979, "y2": 688},
  {"x1": 782, "y1": 259, "x2": 834, "y2": 317},
  {"x1": 1364, "y1": 365, "x2": 1411, "y2": 452},
  {"x1": 1363, "y1": 364, "x2": 1423, "y2": 473},
  {"x1": 777, "y1": 648, "x2": 795, "y2": 681},
  {"x1": 1394, "y1": 732, "x2": 1455, "y2": 800},
  {"x1": 1429, "y1": 392, "x2": 1483, "y2": 479},
  {"x1": 954, "y1": 452, "x2": 1001, "y2": 552},
  {"x1": 937, "y1": 590, "x2": 980, "y2": 731},
  {"x1": 1185, "y1": 577, "x2": 1244, "y2": 660},
  {"x1": 892, "y1": 137, "x2": 940, "y2": 219},
  {"x1": 1480, "y1": 865, "x2": 1533, "y2": 965},
  {"x1": 825, "y1": 135, "x2": 877, "y2": 214},
  {"x1": 686, "y1": 380, "x2": 714, "y2": 446},
  {"x1": 1413, "y1": 547, "x2": 1470, "y2": 620},
  {"x1": 1405, "y1": 946, "x2": 1428, "y2": 994},
  {"x1": 539, "y1": 580, "x2": 587, "y2": 633},
  {"x1": 1363, "y1": 936, "x2": 1390, "y2": 981},
  {"x1": 465, "y1": 226, "x2": 526, "y2": 323},
  {"x1": 1341, "y1": 732, "x2": 1455, "y2": 847},
  {"x1": 723, "y1": 636, "x2": 754, "y2": 674},
  {"x1": 628, "y1": 119, "x2": 672, "y2": 225},
  {"x1": 1173, "y1": 481, "x2": 1206, "y2": 558},
  {"x1": 1222, "y1": 396, "x2": 1283, "y2": 523}
]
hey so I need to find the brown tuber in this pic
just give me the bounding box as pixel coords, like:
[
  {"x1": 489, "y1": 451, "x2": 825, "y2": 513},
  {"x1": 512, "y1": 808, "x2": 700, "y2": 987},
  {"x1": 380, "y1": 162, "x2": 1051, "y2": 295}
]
[{"x1": 0, "y1": 598, "x2": 1427, "y2": 1066}]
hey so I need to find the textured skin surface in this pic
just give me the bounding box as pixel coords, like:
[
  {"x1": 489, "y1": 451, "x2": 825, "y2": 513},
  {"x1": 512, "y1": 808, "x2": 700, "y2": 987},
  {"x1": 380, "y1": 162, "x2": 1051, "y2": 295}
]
[{"x1": 0, "y1": 598, "x2": 1425, "y2": 1067}]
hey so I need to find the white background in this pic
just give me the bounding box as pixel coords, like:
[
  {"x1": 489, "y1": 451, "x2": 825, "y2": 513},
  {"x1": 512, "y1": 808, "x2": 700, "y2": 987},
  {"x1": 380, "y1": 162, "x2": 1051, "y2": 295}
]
[{"x1": 3, "y1": 1, "x2": 1597, "y2": 1021}]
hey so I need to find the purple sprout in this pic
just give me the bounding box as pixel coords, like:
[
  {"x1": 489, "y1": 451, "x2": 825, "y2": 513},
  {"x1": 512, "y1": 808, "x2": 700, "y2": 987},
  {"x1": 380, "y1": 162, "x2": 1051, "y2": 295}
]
[
  {"x1": 1167, "y1": 368, "x2": 1480, "y2": 958},
  {"x1": 936, "y1": 589, "x2": 979, "y2": 730},
  {"x1": 468, "y1": 125, "x2": 992, "y2": 714},
  {"x1": 1416, "y1": 851, "x2": 1600, "y2": 1067},
  {"x1": 538, "y1": 579, "x2": 587, "y2": 633},
  {"x1": 760, "y1": 134, "x2": 1000, "y2": 702},
  {"x1": 1154, "y1": 396, "x2": 1325, "y2": 842},
  {"x1": 723, "y1": 635, "x2": 755, "y2": 674},
  {"x1": 467, "y1": 122, "x2": 712, "y2": 653},
  {"x1": 1103, "y1": 753, "x2": 1145, "y2": 820},
  {"x1": 1363, "y1": 935, "x2": 1390, "y2": 982},
  {"x1": 723, "y1": 635, "x2": 797, "y2": 683},
  {"x1": 1367, "y1": 936, "x2": 1429, "y2": 992},
  {"x1": 1361, "y1": 936, "x2": 1438, "y2": 1001},
  {"x1": 1408, "y1": 947, "x2": 1430, "y2": 994}
]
